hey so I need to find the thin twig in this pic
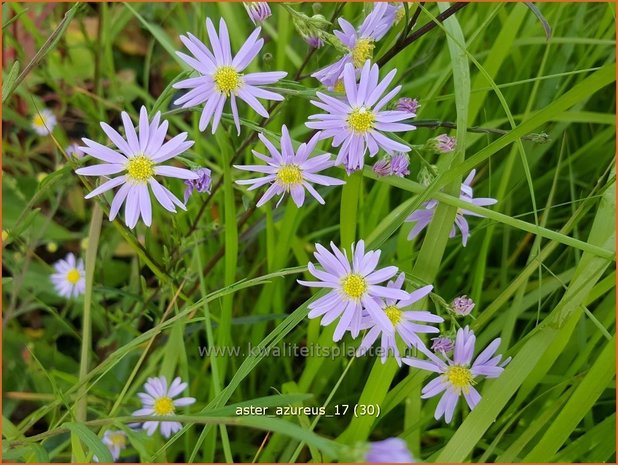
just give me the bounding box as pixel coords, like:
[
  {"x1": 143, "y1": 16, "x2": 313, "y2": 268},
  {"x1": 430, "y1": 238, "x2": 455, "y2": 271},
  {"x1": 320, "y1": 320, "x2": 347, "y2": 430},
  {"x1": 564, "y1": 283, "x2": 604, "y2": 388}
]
[
  {"x1": 413, "y1": 120, "x2": 550, "y2": 142},
  {"x1": 377, "y1": 3, "x2": 468, "y2": 67}
]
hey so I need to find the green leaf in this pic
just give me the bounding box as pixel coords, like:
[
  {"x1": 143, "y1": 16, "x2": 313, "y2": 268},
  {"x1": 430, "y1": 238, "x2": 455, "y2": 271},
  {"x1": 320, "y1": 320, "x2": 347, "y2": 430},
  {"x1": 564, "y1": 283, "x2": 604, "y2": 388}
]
[
  {"x1": 2, "y1": 61, "x2": 20, "y2": 104},
  {"x1": 524, "y1": 334, "x2": 616, "y2": 461},
  {"x1": 63, "y1": 422, "x2": 113, "y2": 463}
]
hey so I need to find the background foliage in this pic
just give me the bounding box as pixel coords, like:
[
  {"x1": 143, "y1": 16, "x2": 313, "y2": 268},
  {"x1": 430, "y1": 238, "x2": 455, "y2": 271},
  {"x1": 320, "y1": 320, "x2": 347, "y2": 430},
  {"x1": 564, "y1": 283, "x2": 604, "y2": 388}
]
[{"x1": 2, "y1": 2, "x2": 616, "y2": 462}]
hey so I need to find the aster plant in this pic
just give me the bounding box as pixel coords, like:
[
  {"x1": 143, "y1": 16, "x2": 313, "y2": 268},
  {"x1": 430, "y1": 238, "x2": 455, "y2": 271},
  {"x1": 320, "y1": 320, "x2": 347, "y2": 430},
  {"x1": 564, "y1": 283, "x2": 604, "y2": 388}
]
[
  {"x1": 234, "y1": 125, "x2": 345, "y2": 207},
  {"x1": 31, "y1": 108, "x2": 56, "y2": 136},
  {"x1": 94, "y1": 430, "x2": 127, "y2": 462},
  {"x1": 406, "y1": 169, "x2": 498, "y2": 246},
  {"x1": 75, "y1": 107, "x2": 198, "y2": 229},
  {"x1": 403, "y1": 326, "x2": 510, "y2": 423},
  {"x1": 174, "y1": 18, "x2": 287, "y2": 135},
  {"x1": 356, "y1": 273, "x2": 443, "y2": 365},
  {"x1": 312, "y1": 2, "x2": 394, "y2": 89},
  {"x1": 298, "y1": 240, "x2": 409, "y2": 341},
  {"x1": 133, "y1": 376, "x2": 196, "y2": 438},
  {"x1": 307, "y1": 60, "x2": 414, "y2": 173},
  {"x1": 50, "y1": 253, "x2": 85, "y2": 299}
]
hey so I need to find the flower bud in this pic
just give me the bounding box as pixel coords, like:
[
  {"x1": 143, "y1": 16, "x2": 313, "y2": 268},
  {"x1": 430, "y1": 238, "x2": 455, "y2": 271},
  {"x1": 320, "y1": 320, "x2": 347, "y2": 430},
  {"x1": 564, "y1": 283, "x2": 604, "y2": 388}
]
[
  {"x1": 372, "y1": 158, "x2": 391, "y2": 177},
  {"x1": 390, "y1": 152, "x2": 410, "y2": 177},
  {"x1": 184, "y1": 167, "x2": 213, "y2": 203},
  {"x1": 244, "y1": 2, "x2": 272, "y2": 25},
  {"x1": 428, "y1": 134, "x2": 456, "y2": 154},
  {"x1": 396, "y1": 97, "x2": 419, "y2": 115},
  {"x1": 451, "y1": 295, "x2": 475, "y2": 316}
]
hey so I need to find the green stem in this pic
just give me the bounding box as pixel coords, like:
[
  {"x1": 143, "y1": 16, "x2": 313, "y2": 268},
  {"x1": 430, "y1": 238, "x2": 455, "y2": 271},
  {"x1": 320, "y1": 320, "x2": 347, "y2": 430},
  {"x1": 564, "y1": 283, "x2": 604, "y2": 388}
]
[
  {"x1": 73, "y1": 203, "x2": 103, "y2": 460},
  {"x1": 340, "y1": 171, "x2": 363, "y2": 248}
]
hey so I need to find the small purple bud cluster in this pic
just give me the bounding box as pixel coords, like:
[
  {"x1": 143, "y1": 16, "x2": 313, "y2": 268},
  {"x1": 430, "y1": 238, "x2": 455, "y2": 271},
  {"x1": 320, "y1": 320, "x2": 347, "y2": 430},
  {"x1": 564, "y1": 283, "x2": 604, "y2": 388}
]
[
  {"x1": 184, "y1": 167, "x2": 212, "y2": 203},
  {"x1": 451, "y1": 295, "x2": 475, "y2": 316}
]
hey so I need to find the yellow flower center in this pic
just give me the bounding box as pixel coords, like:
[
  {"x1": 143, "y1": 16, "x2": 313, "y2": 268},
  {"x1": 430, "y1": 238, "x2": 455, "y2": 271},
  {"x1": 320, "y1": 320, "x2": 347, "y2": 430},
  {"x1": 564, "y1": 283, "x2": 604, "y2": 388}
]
[
  {"x1": 153, "y1": 396, "x2": 175, "y2": 416},
  {"x1": 446, "y1": 365, "x2": 475, "y2": 392},
  {"x1": 66, "y1": 269, "x2": 81, "y2": 284},
  {"x1": 351, "y1": 37, "x2": 375, "y2": 68},
  {"x1": 395, "y1": 7, "x2": 406, "y2": 24},
  {"x1": 347, "y1": 107, "x2": 375, "y2": 133},
  {"x1": 341, "y1": 273, "x2": 367, "y2": 299},
  {"x1": 213, "y1": 65, "x2": 242, "y2": 95},
  {"x1": 108, "y1": 432, "x2": 126, "y2": 448},
  {"x1": 33, "y1": 114, "x2": 45, "y2": 127},
  {"x1": 334, "y1": 80, "x2": 345, "y2": 93},
  {"x1": 276, "y1": 164, "x2": 303, "y2": 186},
  {"x1": 384, "y1": 305, "x2": 402, "y2": 326},
  {"x1": 126, "y1": 155, "x2": 155, "y2": 183}
]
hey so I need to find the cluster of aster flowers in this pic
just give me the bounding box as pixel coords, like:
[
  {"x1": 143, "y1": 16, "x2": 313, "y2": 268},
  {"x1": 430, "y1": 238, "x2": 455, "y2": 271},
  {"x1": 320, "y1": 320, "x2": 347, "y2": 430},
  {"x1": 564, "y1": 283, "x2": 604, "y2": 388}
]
[
  {"x1": 37, "y1": 8, "x2": 508, "y2": 459},
  {"x1": 71, "y1": 14, "x2": 293, "y2": 229},
  {"x1": 299, "y1": 240, "x2": 509, "y2": 423},
  {"x1": 92, "y1": 375, "x2": 196, "y2": 461}
]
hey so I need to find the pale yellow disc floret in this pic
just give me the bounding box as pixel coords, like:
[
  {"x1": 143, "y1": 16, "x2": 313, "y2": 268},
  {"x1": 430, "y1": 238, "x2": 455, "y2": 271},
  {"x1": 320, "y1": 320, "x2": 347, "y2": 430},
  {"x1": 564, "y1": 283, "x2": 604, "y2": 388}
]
[
  {"x1": 347, "y1": 107, "x2": 376, "y2": 133},
  {"x1": 351, "y1": 38, "x2": 375, "y2": 68},
  {"x1": 384, "y1": 305, "x2": 403, "y2": 326},
  {"x1": 341, "y1": 273, "x2": 368, "y2": 299},
  {"x1": 126, "y1": 155, "x2": 155, "y2": 183},
  {"x1": 213, "y1": 66, "x2": 242, "y2": 95},
  {"x1": 446, "y1": 365, "x2": 476, "y2": 393},
  {"x1": 276, "y1": 164, "x2": 303, "y2": 187},
  {"x1": 153, "y1": 396, "x2": 175, "y2": 415}
]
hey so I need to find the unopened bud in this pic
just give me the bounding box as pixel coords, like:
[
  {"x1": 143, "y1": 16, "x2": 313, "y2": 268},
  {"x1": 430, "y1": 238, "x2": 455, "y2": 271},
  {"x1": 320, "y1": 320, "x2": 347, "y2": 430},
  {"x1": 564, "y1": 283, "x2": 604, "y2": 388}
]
[{"x1": 451, "y1": 295, "x2": 475, "y2": 316}]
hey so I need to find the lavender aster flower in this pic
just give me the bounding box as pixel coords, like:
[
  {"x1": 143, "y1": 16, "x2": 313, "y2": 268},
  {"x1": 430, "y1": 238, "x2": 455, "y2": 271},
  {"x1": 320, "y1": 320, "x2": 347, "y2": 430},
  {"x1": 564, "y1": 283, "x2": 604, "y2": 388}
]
[
  {"x1": 396, "y1": 97, "x2": 419, "y2": 115},
  {"x1": 173, "y1": 18, "x2": 287, "y2": 135},
  {"x1": 244, "y1": 2, "x2": 272, "y2": 24},
  {"x1": 312, "y1": 3, "x2": 394, "y2": 88},
  {"x1": 298, "y1": 240, "x2": 409, "y2": 341},
  {"x1": 366, "y1": 437, "x2": 415, "y2": 463},
  {"x1": 51, "y1": 253, "x2": 85, "y2": 299},
  {"x1": 75, "y1": 106, "x2": 198, "y2": 229},
  {"x1": 307, "y1": 61, "x2": 414, "y2": 173},
  {"x1": 133, "y1": 376, "x2": 196, "y2": 438},
  {"x1": 356, "y1": 273, "x2": 442, "y2": 365},
  {"x1": 406, "y1": 169, "x2": 498, "y2": 246},
  {"x1": 32, "y1": 108, "x2": 56, "y2": 136},
  {"x1": 431, "y1": 336, "x2": 454, "y2": 354},
  {"x1": 184, "y1": 167, "x2": 212, "y2": 203},
  {"x1": 403, "y1": 326, "x2": 510, "y2": 423},
  {"x1": 451, "y1": 295, "x2": 475, "y2": 316},
  {"x1": 385, "y1": 3, "x2": 407, "y2": 26},
  {"x1": 234, "y1": 125, "x2": 344, "y2": 207},
  {"x1": 94, "y1": 430, "x2": 127, "y2": 462}
]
